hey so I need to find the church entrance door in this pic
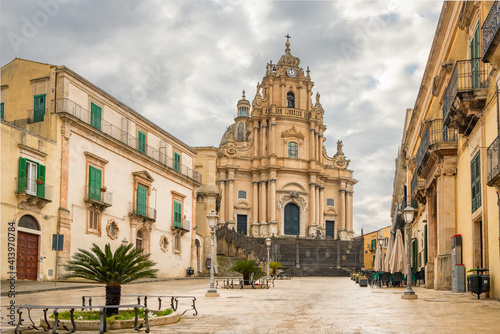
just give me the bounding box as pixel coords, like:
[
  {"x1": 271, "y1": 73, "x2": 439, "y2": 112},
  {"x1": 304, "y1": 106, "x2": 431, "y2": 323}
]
[
  {"x1": 284, "y1": 203, "x2": 300, "y2": 235},
  {"x1": 237, "y1": 214, "x2": 247, "y2": 235}
]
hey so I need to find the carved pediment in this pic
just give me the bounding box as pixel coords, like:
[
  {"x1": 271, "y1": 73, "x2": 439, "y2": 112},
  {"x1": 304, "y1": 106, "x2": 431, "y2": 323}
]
[
  {"x1": 281, "y1": 126, "x2": 304, "y2": 140},
  {"x1": 132, "y1": 170, "x2": 154, "y2": 182}
]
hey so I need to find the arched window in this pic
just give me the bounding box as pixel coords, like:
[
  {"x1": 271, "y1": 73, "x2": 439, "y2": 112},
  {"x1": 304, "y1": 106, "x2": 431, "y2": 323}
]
[
  {"x1": 174, "y1": 234, "x2": 181, "y2": 252},
  {"x1": 89, "y1": 210, "x2": 99, "y2": 231},
  {"x1": 287, "y1": 92, "x2": 295, "y2": 108},
  {"x1": 288, "y1": 142, "x2": 298, "y2": 158},
  {"x1": 18, "y1": 215, "x2": 40, "y2": 230}
]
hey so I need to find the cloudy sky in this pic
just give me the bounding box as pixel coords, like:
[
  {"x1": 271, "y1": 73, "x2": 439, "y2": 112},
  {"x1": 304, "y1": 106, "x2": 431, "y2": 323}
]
[{"x1": 1, "y1": 0, "x2": 443, "y2": 235}]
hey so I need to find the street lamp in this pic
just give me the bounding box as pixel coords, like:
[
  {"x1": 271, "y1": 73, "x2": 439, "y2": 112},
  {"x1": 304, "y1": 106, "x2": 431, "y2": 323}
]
[
  {"x1": 266, "y1": 237, "x2": 271, "y2": 280},
  {"x1": 379, "y1": 238, "x2": 384, "y2": 272},
  {"x1": 402, "y1": 205, "x2": 418, "y2": 299},
  {"x1": 206, "y1": 210, "x2": 220, "y2": 297}
]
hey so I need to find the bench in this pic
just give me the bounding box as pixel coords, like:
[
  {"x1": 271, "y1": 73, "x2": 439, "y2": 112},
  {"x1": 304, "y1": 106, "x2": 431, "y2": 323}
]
[
  {"x1": 215, "y1": 277, "x2": 242, "y2": 289},
  {"x1": 82, "y1": 294, "x2": 197, "y2": 316},
  {"x1": 7, "y1": 303, "x2": 149, "y2": 334}
]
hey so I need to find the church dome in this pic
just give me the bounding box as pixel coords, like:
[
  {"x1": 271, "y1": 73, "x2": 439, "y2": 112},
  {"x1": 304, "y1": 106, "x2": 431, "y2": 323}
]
[{"x1": 220, "y1": 121, "x2": 249, "y2": 145}]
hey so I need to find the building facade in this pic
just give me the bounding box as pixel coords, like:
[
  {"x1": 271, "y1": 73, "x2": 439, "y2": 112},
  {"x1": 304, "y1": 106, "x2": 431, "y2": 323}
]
[
  {"x1": 1, "y1": 58, "x2": 202, "y2": 280},
  {"x1": 391, "y1": 1, "x2": 500, "y2": 300},
  {"x1": 362, "y1": 226, "x2": 392, "y2": 270},
  {"x1": 196, "y1": 40, "x2": 357, "y2": 241}
]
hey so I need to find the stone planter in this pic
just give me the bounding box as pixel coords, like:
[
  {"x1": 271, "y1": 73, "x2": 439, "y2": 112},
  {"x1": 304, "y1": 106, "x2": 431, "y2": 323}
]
[
  {"x1": 359, "y1": 279, "x2": 368, "y2": 287},
  {"x1": 40, "y1": 311, "x2": 179, "y2": 330}
]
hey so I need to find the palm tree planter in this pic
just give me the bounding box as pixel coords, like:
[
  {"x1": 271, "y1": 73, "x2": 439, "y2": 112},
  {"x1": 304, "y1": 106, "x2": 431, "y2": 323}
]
[
  {"x1": 63, "y1": 243, "x2": 158, "y2": 316},
  {"x1": 230, "y1": 259, "x2": 264, "y2": 286}
]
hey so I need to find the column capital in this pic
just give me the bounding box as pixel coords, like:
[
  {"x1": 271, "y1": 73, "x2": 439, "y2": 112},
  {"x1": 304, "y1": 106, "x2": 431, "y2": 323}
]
[
  {"x1": 339, "y1": 188, "x2": 346, "y2": 193},
  {"x1": 260, "y1": 179, "x2": 268, "y2": 184},
  {"x1": 269, "y1": 178, "x2": 277, "y2": 183},
  {"x1": 309, "y1": 182, "x2": 317, "y2": 187}
]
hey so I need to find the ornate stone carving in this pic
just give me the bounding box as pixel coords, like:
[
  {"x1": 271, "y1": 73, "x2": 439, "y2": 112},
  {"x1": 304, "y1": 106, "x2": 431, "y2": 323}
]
[
  {"x1": 332, "y1": 140, "x2": 350, "y2": 169},
  {"x1": 106, "y1": 220, "x2": 119, "y2": 240},
  {"x1": 281, "y1": 126, "x2": 304, "y2": 140}
]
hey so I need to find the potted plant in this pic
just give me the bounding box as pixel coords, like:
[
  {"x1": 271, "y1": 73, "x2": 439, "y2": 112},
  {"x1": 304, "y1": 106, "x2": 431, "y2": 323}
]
[
  {"x1": 230, "y1": 259, "x2": 263, "y2": 286},
  {"x1": 100, "y1": 186, "x2": 107, "y2": 192},
  {"x1": 269, "y1": 261, "x2": 282, "y2": 277},
  {"x1": 36, "y1": 178, "x2": 44, "y2": 185},
  {"x1": 359, "y1": 275, "x2": 368, "y2": 287}
]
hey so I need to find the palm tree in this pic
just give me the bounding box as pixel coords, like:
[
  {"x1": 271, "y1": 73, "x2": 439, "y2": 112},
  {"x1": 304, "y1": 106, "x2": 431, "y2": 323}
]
[
  {"x1": 230, "y1": 259, "x2": 263, "y2": 285},
  {"x1": 269, "y1": 261, "x2": 282, "y2": 276},
  {"x1": 63, "y1": 243, "x2": 158, "y2": 316}
]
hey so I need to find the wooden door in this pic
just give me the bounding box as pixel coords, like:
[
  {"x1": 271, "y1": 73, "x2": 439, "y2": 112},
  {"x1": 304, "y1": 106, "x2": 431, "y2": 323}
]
[
  {"x1": 17, "y1": 231, "x2": 39, "y2": 280},
  {"x1": 284, "y1": 203, "x2": 300, "y2": 235}
]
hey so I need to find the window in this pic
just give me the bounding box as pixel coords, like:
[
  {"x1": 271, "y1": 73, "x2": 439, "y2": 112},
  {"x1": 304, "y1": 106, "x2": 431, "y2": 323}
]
[
  {"x1": 18, "y1": 215, "x2": 40, "y2": 230},
  {"x1": 288, "y1": 142, "x2": 298, "y2": 158},
  {"x1": 470, "y1": 23, "x2": 480, "y2": 89},
  {"x1": 18, "y1": 157, "x2": 45, "y2": 198},
  {"x1": 1, "y1": 102, "x2": 4, "y2": 120},
  {"x1": 326, "y1": 198, "x2": 334, "y2": 207},
  {"x1": 89, "y1": 210, "x2": 99, "y2": 231},
  {"x1": 88, "y1": 166, "x2": 102, "y2": 201},
  {"x1": 173, "y1": 200, "x2": 182, "y2": 228},
  {"x1": 90, "y1": 102, "x2": 102, "y2": 130},
  {"x1": 136, "y1": 184, "x2": 148, "y2": 216},
  {"x1": 33, "y1": 94, "x2": 45, "y2": 123},
  {"x1": 174, "y1": 152, "x2": 181, "y2": 172},
  {"x1": 238, "y1": 190, "x2": 247, "y2": 199},
  {"x1": 370, "y1": 239, "x2": 376, "y2": 250},
  {"x1": 138, "y1": 130, "x2": 146, "y2": 154},
  {"x1": 471, "y1": 152, "x2": 481, "y2": 212},
  {"x1": 136, "y1": 230, "x2": 143, "y2": 249},
  {"x1": 384, "y1": 238, "x2": 389, "y2": 248},
  {"x1": 160, "y1": 235, "x2": 169, "y2": 252},
  {"x1": 286, "y1": 91, "x2": 295, "y2": 108}
]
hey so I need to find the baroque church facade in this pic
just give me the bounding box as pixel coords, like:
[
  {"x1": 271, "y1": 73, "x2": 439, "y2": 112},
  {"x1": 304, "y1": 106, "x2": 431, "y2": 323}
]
[{"x1": 196, "y1": 39, "x2": 356, "y2": 241}]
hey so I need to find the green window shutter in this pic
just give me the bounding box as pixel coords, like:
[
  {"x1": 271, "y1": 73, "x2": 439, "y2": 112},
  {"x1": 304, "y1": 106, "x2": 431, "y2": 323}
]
[
  {"x1": 138, "y1": 131, "x2": 146, "y2": 154},
  {"x1": 372, "y1": 255, "x2": 375, "y2": 266},
  {"x1": 136, "y1": 185, "x2": 147, "y2": 216},
  {"x1": 371, "y1": 239, "x2": 376, "y2": 249},
  {"x1": 174, "y1": 152, "x2": 181, "y2": 172},
  {"x1": 88, "y1": 166, "x2": 102, "y2": 201},
  {"x1": 36, "y1": 164, "x2": 46, "y2": 198},
  {"x1": 471, "y1": 153, "x2": 481, "y2": 212},
  {"x1": 18, "y1": 157, "x2": 27, "y2": 193},
  {"x1": 174, "y1": 201, "x2": 182, "y2": 228},
  {"x1": 33, "y1": 94, "x2": 46, "y2": 123},
  {"x1": 471, "y1": 24, "x2": 480, "y2": 88},
  {"x1": 1, "y1": 102, "x2": 4, "y2": 119},
  {"x1": 90, "y1": 103, "x2": 102, "y2": 130}
]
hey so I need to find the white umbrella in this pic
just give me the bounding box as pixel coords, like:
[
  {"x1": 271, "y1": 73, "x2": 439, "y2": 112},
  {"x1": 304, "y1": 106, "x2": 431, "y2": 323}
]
[
  {"x1": 373, "y1": 242, "x2": 382, "y2": 271},
  {"x1": 384, "y1": 233, "x2": 395, "y2": 272},
  {"x1": 389, "y1": 229, "x2": 407, "y2": 274}
]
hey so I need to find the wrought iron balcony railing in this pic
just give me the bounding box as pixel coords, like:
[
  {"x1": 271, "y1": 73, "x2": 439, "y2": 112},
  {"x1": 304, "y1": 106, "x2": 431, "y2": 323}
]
[
  {"x1": 482, "y1": 1, "x2": 500, "y2": 60},
  {"x1": 172, "y1": 217, "x2": 190, "y2": 231},
  {"x1": 54, "y1": 98, "x2": 202, "y2": 183},
  {"x1": 129, "y1": 202, "x2": 156, "y2": 221},
  {"x1": 411, "y1": 172, "x2": 425, "y2": 197},
  {"x1": 17, "y1": 177, "x2": 53, "y2": 201},
  {"x1": 84, "y1": 186, "x2": 113, "y2": 206},
  {"x1": 416, "y1": 119, "x2": 458, "y2": 174},
  {"x1": 442, "y1": 58, "x2": 489, "y2": 123},
  {"x1": 487, "y1": 135, "x2": 500, "y2": 186}
]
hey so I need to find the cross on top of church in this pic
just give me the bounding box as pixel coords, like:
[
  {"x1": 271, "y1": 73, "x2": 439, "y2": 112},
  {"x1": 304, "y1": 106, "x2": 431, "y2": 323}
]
[{"x1": 285, "y1": 34, "x2": 291, "y2": 42}]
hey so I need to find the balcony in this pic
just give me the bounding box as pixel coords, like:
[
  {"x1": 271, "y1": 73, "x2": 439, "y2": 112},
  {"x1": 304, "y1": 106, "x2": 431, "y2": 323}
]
[
  {"x1": 16, "y1": 177, "x2": 53, "y2": 210},
  {"x1": 487, "y1": 135, "x2": 500, "y2": 187},
  {"x1": 84, "y1": 186, "x2": 112, "y2": 210},
  {"x1": 442, "y1": 59, "x2": 489, "y2": 135},
  {"x1": 129, "y1": 203, "x2": 156, "y2": 221},
  {"x1": 172, "y1": 217, "x2": 190, "y2": 231},
  {"x1": 482, "y1": 1, "x2": 500, "y2": 64},
  {"x1": 54, "y1": 98, "x2": 202, "y2": 184},
  {"x1": 416, "y1": 119, "x2": 458, "y2": 179},
  {"x1": 411, "y1": 172, "x2": 426, "y2": 204},
  {"x1": 276, "y1": 107, "x2": 310, "y2": 119}
]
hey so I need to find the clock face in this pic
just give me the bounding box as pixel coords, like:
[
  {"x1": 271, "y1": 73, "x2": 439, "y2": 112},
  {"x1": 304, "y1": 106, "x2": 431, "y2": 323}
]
[{"x1": 287, "y1": 67, "x2": 297, "y2": 78}]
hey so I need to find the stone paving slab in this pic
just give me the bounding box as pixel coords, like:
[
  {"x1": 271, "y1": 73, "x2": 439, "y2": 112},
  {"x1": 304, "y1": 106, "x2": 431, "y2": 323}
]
[{"x1": 1, "y1": 277, "x2": 499, "y2": 333}]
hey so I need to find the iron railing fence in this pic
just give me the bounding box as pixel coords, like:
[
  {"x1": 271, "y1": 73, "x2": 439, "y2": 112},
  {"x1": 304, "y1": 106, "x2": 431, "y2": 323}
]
[
  {"x1": 172, "y1": 217, "x2": 190, "y2": 230},
  {"x1": 17, "y1": 177, "x2": 53, "y2": 201},
  {"x1": 416, "y1": 119, "x2": 458, "y2": 173},
  {"x1": 54, "y1": 98, "x2": 201, "y2": 183},
  {"x1": 442, "y1": 58, "x2": 489, "y2": 122},
  {"x1": 487, "y1": 135, "x2": 500, "y2": 185},
  {"x1": 410, "y1": 172, "x2": 425, "y2": 197},
  {"x1": 84, "y1": 186, "x2": 113, "y2": 206},
  {"x1": 482, "y1": 1, "x2": 500, "y2": 59},
  {"x1": 129, "y1": 202, "x2": 156, "y2": 221}
]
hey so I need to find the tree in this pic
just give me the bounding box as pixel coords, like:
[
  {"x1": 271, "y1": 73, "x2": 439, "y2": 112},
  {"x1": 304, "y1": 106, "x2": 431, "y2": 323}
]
[
  {"x1": 63, "y1": 243, "x2": 158, "y2": 316},
  {"x1": 230, "y1": 259, "x2": 263, "y2": 285},
  {"x1": 269, "y1": 261, "x2": 283, "y2": 276}
]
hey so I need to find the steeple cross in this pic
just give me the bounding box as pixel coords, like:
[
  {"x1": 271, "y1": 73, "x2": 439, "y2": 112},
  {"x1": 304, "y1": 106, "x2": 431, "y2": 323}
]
[{"x1": 285, "y1": 34, "x2": 291, "y2": 42}]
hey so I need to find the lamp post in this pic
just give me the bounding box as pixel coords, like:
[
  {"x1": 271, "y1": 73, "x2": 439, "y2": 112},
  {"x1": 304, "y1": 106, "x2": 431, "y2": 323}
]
[
  {"x1": 379, "y1": 238, "x2": 384, "y2": 272},
  {"x1": 266, "y1": 237, "x2": 271, "y2": 280},
  {"x1": 402, "y1": 206, "x2": 418, "y2": 299},
  {"x1": 206, "y1": 210, "x2": 220, "y2": 297}
]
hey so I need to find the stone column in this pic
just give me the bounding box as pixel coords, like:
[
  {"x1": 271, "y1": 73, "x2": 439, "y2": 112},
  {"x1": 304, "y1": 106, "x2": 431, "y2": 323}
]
[
  {"x1": 253, "y1": 122, "x2": 259, "y2": 158},
  {"x1": 252, "y1": 175, "x2": 260, "y2": 236},
  {"x1": 317, "y1": 134, "x2": 322, "y2": 162},
  {"x1": 309, "y1": 127, "x2": 315, "y2": 160},
  {"x1": 281, "y1": 83, "x2": 286, "y2": 106},
  {"x1": 219, "y1": 177, "x2": 227, "y2": 224},
  {"x1": 319, "y1": 186, "x2": 324, "y2": 228},
  {"x1": 315, "y1": 185, "x2": 320, "y2": 229},
  {"x1": 260, "y1": 179, "x2": 268, "y2": 236},
  {"x1": 262, "y1": 122, "x2": 268, "y2": 157},
  {"x1": 425, "y1": 185, "x2": 437, "y2": 289},
  {"x1": 269, "y1": 175, "x2": 277, "y2": 236},
  {"x1": 339, "y1": 183, "x2": 346, "y2": 239},
  {"x1": 270, "y1": 118, "x2": 276, "y2": 155},
  {"x1": 309, "y1": 181, "x2": 316, "y2": 228},
  {"x1": 346, "y1": 190, "x2": 353, "y2": 231},
  {"x1": 435, "y1": 168, "x2": 456, "y2": 290},
  {"x1": 227, "y1": 170, "x2": 235, "y2": 228}
]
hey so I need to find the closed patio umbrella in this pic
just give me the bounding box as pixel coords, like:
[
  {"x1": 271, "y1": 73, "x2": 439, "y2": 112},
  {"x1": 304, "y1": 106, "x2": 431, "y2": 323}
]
[
  {"x1": 389, "y1": 229, "x2": 406, "y2": 274},
  {"x1": 373, "y1": 242, "x2": 382, "y2": 271},
  {"x1": 383, "y1": 233, "x2": 394, "y2": 272}
]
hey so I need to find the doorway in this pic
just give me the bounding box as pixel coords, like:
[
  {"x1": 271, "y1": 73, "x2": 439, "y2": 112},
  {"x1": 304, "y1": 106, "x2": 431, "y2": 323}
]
[{"x1": 284, "y1": 203, "x2": 300, "y2": 235}]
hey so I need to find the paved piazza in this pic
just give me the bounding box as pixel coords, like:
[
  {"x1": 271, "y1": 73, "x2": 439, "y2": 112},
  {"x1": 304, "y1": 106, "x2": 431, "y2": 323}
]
[{"x1": 2, "y1": 277, "x2": 500, "y2": 333}]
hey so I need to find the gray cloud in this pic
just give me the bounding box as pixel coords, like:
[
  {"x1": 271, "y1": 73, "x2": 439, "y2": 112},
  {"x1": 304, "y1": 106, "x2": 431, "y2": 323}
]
[{"x1": 1, "y1": 0, "x2": 444, "y2": 235}]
